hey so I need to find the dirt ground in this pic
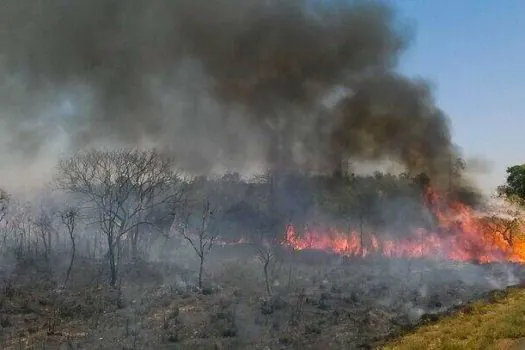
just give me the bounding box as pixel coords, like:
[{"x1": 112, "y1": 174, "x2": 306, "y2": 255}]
[{"x1": 0, "y1": 245, "x2": 523, "y2": 349}]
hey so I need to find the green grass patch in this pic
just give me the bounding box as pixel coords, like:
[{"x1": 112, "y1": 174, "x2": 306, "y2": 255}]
[{"x1": 383, "y1": 287, "x2": 525, "y2": 350}]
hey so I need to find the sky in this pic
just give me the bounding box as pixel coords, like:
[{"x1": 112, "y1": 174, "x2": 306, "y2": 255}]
[
  {"x1": 1, "y1": 1, "x2": 522, "y2": 194},
  {"x1": 394, "y1": 0, "x2": 525, "y2": 192}
]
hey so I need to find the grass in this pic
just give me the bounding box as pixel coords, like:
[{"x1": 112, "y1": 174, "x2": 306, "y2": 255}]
[{"x1": 383, "y1": 287, "x2": 525, "y2": 350}]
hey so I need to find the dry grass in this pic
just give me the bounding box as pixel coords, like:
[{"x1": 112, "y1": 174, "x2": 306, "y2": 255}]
[
  {"x1": 383, "y1": 287, "x2": 525, "y2": 350},
  {"x1": 2, "y1": 253, "x2": 525, "y2": 349}
]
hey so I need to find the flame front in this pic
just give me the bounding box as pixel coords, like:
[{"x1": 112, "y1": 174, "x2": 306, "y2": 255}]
[{"x1": 283, "y1": 189, "x2": 525, "y2": 263}]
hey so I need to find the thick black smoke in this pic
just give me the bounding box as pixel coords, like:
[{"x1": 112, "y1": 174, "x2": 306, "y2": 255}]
[
  {"x1": 0, "y1": 0, "x2": 463, "y2": 182},
  {"x1": 329, "y1": 73, "x2": 457, "y2": 178}
]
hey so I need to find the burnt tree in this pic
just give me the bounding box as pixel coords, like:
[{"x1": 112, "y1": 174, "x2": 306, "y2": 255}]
[
  {"x1": 33, "y1": 209, "x2": 55, "y2": 260},
  {"x1": 254, "y1": 231, "x2": 280, "y2": 299},
  {"x1": 0, "y1": 189, "x2": 8, "y2": 224},
  {"x1": 55, "y1": 148, "x2": 182, "y2": 287},
  {"x1": 178, "y1": 199, "x2": 218, "y2": 290},
  {"x1": 60, "y1": 206, "x2": 79, "y2": 288}
]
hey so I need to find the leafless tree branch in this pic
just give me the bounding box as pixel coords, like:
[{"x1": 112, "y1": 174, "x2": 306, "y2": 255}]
[{"x1": 55, "y1": 148, "x2": 184, "y2": 286}]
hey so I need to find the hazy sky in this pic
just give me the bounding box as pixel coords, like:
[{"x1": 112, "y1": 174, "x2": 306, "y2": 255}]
[
  {"x1": 394, "y1": 0, "x2": 525, "y2": 192},
  {"x1": 1, "y1": 1, "x2": 521, "y2": 194}
]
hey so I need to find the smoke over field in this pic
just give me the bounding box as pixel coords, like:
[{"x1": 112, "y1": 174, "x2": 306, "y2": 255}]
[
  {"x1": 0, "y1": 0, "x2": 466, "y2": 185},
  {"x1": 0, "y1": 1, "x2": 520, "y2": 349}
]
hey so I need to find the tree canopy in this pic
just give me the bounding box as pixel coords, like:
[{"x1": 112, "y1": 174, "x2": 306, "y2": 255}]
[{"x1": 498, "y1": 164, "x2": 525, "y2": 204}]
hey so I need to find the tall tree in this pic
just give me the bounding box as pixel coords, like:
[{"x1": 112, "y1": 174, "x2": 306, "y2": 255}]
[
  {"x1": 177, "y1": 199, "x2": 218, "y2": 290},
  {"x1": 60, "y1": 206, "x2": 79, "y2": 288},
  {"x1": 55, "y1": 148, "x2": 182, "y2": 287},
  {"x1": 498, "y1": 165, "x2": 525, "y2": 202}
]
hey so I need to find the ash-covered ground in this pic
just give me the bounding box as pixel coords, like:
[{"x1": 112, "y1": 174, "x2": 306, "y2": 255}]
[{"x1": 0, "y1": 241, "x2": 523, "y2": 350}]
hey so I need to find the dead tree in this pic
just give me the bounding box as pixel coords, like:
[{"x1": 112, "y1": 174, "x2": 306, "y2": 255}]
[
  {"x1": 8, "y1": 204, "x2": 36, "y2": 258},
  {"x1": 33, "y1": 209, "x2": 55, "y2": 259},
  {"x1": 0, "y1": 189, "x2": 9, "y2": 252},
  {"x1": 55, "y1": 148, "x2": 182, "y2": 287},
  {"x1": 254, "y1": 231, "x2": 278, "y2": 298},
  {"x1": 351, "y1": 174, "x2": 367, "y2": 256},
  {"x1": 0, "y1": 189, "x2": 8, "y2": 224},
  {"x1": 178, "y1": 200, "x2": 218, "y2": 290},
  {"x1": 60, "y1": 207, "x2": 79, "y2": 287}
]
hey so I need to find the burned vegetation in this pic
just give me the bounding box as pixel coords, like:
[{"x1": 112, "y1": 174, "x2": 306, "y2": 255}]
[
  {"x1": 0, "y1": 0, "x2": 522, "y2": 349},
  {"x1": 0, "y1": 154, "x2": 524, "y2": 349}
]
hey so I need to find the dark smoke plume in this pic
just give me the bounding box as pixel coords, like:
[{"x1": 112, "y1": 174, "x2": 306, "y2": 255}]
[
  {"x1": 329, "y1": 73, "x2": 457, "y2": 177},
  {"x1": 0, "y1": 0, "x2": 464, "y2": 183}
]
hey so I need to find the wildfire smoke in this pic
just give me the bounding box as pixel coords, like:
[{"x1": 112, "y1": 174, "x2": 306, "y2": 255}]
[{"x1": 0, "y1": 0, "x2": 472, "y2": 189}]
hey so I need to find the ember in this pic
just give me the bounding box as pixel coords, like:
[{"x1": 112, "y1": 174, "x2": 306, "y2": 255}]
[{"x1": 283, "y1": 188, "x2": 525, "y2": 263}]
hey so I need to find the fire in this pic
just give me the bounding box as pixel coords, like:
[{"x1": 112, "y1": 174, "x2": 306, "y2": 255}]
[{"x1": 283, "y1": 188, "x2": 525, "y2": 263}]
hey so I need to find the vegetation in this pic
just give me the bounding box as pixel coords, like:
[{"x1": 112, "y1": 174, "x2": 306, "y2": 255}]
[
  {"x1": 498, "y1": 164, "x2": 525, "y2": 206},
  {"x1": 177, "y1": 199, "x2": 218, "y2": 290},
  {"x1": 0, "y1": 189, "x2": 8, "y2": 224},
  {"x1": 0, "y1": 148, "x2": 485, "y2": 290},
  {"x1": 55, "y1": 149, "x2": 183, "y2": 286},
  {"x1": 0, "y1": 149, "x2": 523, "y2": 349},
  {"x1": 384, "y1": 287, "x2": 525, "y2": 350},
  {"x1": 381, "y1": 163, "x2": 525, "y2": 350}
]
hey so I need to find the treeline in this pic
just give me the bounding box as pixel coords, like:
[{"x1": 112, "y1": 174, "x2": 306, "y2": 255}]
[
  {"x1": 0, "y1": 148, "x2": 480, "y2": 287},
  {"x1": 186, "y1": 169, "x2": 481, "y2": 240},
  {"x1": 191, "y1": 171, "x2": 428, "y2": 240}
]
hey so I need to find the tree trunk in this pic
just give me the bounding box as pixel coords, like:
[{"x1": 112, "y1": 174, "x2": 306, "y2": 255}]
[
  {"x1": 131, "y1": 226, "x2": 139, "y2": 260},
  {"x1": 55, "y1": 229, "x2": 60, "y2": 253},
  {"x1": 198, "y1": 255, "x2": 204, "y2": 290},
  {"x1": 116, "y1": 236, "x2": 122, "y2": 278},
  {"x1": 93, "y1": 231, "x2": 98, "y2": 259},
  {"x1": 64, "y1": 236, "x2": 76, "y2": 287},
  {"x1": 108, "y1": 234, "x2": 117, "y2": 287},
  {"x1": 359, "y1": 209, "x2": 364, "y2": 257},
  {"x1": 2, "y1": 231, "x2": 6, "y2": 253},
  {"x1": 287, "y1": 248, "x2": 296, "y2": 289},
  {"x1": 41, "y1": 232, "x2": 48, "y2": 258},
  {"x1": 47, "y1": 230, "x2": 52, "y2": 255},
  {"x1": 264, "y1": 257, "x2": 271, "y2": 298}
]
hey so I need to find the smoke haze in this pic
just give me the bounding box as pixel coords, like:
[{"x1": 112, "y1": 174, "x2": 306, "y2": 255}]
[{"x1": 0, "y1": 0, "x2": 469, "y2": 188}]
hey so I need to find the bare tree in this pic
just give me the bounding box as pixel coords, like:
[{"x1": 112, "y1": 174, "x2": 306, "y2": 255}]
[
  {"x1": 0, "y1": 189, "x2": 9, "y2": 252},
  {"x1": 60, "y1": 207, "x2": 79, "y2": 288},
  {"x1": 8, "y1": 204, "x2": 36, "y2": 258},
  {"x1": 254, "y1": 232, "x2": 277, "y2": 299},
  {"x1": 33, "y1": 209, "x2": 55, "y2": 259},
  {"x1": 55, "y1": 148, "x2": 182, "y2": 287},
  {"x1": 178, "y1": 200, "x2": 218, "y2": 290},
  {"x1": 0, "y1": 189, "x2": 8, "y2": 224}
]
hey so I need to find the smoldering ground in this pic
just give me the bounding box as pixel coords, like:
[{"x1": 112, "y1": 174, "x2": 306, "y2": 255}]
[
  {"x1": 0, "y1": 2, "x2": 515, "y2": 348},
  {"x1": 1, "y1": 231, "x2": 522, "y2": 349},
  {"x1": 0, "y1": 0, "x2": 475, "y2": 188}
]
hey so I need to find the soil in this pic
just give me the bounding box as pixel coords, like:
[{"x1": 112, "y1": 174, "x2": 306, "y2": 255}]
[{"x1": 0, "y1": 245, "x2": 523, "y2": 349}]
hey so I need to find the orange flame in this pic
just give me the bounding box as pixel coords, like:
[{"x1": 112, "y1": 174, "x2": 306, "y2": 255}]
[{"x1": 283, "y1": 188, "x2": 525, "y2": 263}]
